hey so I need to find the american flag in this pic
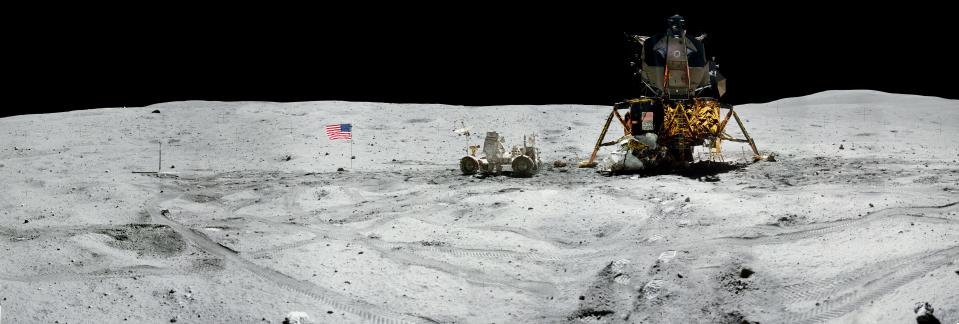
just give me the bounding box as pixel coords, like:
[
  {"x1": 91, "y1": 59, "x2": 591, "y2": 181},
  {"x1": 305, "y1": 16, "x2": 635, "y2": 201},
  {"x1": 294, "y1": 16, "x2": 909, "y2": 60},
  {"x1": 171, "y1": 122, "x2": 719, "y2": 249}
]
[
  {"x1": 641, "y1": 112, "x2": 654, "y2": 130},
  {"x1": 325, "y1": 123, "x2": 352, "y2": 140}
]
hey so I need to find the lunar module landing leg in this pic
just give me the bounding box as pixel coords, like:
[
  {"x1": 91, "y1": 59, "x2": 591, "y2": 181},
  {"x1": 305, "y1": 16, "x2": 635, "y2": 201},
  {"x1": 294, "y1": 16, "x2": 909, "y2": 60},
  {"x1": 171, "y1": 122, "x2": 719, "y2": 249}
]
[{"x1": 577, "y1": 98, "x2": 763, "y2": 172}]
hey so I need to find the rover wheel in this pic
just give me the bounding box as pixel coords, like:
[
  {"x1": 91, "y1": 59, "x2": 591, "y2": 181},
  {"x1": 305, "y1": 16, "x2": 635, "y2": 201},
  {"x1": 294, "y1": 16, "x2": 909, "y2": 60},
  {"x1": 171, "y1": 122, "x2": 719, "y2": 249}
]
[
  {"x1": 511, "y1": 155, "x2": 535, "y2": 178},
  {"x1": 460, "y1": 156, "x2": 480, "y2": 175}
]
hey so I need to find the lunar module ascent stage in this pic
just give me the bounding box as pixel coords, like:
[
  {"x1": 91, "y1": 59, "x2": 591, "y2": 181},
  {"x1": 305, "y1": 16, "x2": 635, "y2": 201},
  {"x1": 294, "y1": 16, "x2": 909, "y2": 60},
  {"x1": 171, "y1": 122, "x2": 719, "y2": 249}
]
[{"x1": 579, "y1": 15, "x2": 764, "y2": 172}]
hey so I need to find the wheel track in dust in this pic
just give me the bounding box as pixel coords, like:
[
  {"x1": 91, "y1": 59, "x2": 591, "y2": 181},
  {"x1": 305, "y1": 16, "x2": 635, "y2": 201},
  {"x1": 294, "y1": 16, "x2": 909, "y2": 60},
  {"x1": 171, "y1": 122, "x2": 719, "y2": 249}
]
[
  {"x1": 361, "y1": 239, "x2": 562, "y2": 296},
  {"x1": 0, "y1": 265, "x2": 187, "y2": 282},
  {"x1": 374, "y1": 242, "x2": 562, "y2": 262},
  {"x1": 148, "y1": 193, "x2": 429, "y2": 324},
  {"x1": 714, "y1": 201, "x2": 959, "y2": 245},
  {"x1": 222, "y1": 199, "x2": 569, "y2": 294},
  {"x1": 241, "y1": 216, "x2": 566, "y2": 296},
  {"x1": 778, "y1": 248, "x2": 945, "y2": 302},
  {"x1": 779, "y1": 245, "x2": 959, "y2": 324}
]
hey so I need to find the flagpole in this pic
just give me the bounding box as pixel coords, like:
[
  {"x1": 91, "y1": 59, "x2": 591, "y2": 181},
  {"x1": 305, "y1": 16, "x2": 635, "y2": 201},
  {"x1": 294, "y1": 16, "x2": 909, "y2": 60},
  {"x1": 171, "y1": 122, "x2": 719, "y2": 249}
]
[{"x1": 349, "y1": 123, "x2": 353, "y2": 170}]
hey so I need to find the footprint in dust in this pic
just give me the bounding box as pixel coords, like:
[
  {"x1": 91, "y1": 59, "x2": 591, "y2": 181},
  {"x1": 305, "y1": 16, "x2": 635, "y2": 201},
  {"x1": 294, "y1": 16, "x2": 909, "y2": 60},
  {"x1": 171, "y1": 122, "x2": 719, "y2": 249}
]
[
  {"x1": 642, "y1": 279, "x2": 665, "y2": 300},
  {"x1": 610, "y1": 259, "x2": 631, "y2": 285},
  {"x1": 657, "y1": 250, "x2": 677, "y2": 264},
  {"x1": 642, "y1": 234, "x2": 663, "y2": 245}
]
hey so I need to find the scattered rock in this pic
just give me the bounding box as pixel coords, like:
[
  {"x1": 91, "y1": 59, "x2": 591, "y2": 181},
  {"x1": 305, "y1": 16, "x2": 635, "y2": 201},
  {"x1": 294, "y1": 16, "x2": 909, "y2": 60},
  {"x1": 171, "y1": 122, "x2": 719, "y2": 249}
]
[
  {"x1": 723, "y1": 311, "x2": 759, "y2": 324},
  {"x1": 419, "y1": 240, "x2": 446, "y2": 247},
  {"x1": 739, "y1": 268, "x2": 754, "y2": 278},
  {"x1": 152, "y1": 109, "x2": 160, "y2": 113},
  {"x1": 568, "y1": 308, "x2": 615, "y2": 320},
  {"x1": 283, "y1": 311, "x2": 311, "y2": 324}
]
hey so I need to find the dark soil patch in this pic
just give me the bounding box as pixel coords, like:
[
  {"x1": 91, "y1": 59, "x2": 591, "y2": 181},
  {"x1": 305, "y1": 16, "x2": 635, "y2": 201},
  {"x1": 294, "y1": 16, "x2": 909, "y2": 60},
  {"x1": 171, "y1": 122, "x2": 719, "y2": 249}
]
[
  {"x1": 96, "y1": 224, "x2": 186, "y2": 257},
  {"x1": 569, "y1": 308, "x2": 615, "y2": 320}
]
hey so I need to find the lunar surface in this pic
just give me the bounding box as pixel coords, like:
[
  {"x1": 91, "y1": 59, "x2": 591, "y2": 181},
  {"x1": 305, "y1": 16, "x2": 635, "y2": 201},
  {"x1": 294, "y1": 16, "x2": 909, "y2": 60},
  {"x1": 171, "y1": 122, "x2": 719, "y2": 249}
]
[{"x1": 1, "y1": 90, "x2": 957, "y2": 323}]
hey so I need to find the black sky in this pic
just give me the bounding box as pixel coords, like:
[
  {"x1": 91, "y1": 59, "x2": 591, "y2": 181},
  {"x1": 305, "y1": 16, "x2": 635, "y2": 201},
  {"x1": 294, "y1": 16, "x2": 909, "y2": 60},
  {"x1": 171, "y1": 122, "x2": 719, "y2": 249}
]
[{"x1": 7, "y1": 5, "x2": 957, "y2": 117}]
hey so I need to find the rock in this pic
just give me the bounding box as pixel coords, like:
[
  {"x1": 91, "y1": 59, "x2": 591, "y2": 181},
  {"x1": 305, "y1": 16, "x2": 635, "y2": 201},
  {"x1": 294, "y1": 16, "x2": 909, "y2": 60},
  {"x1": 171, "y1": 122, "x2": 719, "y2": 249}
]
[
  {"x1": 152, "y1": 109, "x2": 160, "y2": 113},
  {"x1": 869, "y1": 203, "x2": 874, "y2": 207},
  {"x1": 914, "y1": 302, "x2": 938, "y2": 323},
  {"x1": 284, "y1": 311, "x2": 311, "y2": 324},
  {"x1": 553, "y1": 160, "x2": 568, "y2": 168},
  {"x1": 170, "y1": 317, "x2": 177, "y2": 323},
  {"x1": 578, "y1": 295, "x2": 585, "y2": 300},
  {"x1": 351, "y1": 156, "x2": 356, "y2": 160},
  {"x1": 839, "y1": 144, "x2": 845, "y2": 150},
  {"x1": 23, "y1": 219, "x2": 29, "y2": 224},
  {"x1": 170, "y1": 165, "x2": 175, "y2": 169},
  {"x1": 739, "y1": 268, "x2": 754, "y2": 278},
  {"x1": 684, "y1": 197, "x2": 690, "y2": 202},
  {"x1": 336, "y1": 168, "x2": 345, "y2": 172},
  {"x1": 766, "y1": 153, "x2": 777, "y2": 162}
]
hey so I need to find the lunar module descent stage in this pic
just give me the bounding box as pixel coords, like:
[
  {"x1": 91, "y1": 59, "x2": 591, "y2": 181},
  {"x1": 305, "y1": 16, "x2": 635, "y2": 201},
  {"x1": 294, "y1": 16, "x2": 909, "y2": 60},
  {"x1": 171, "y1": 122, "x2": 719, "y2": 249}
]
[{"x1": 579, "y1": 15, "x2": 765, "y2": 173}]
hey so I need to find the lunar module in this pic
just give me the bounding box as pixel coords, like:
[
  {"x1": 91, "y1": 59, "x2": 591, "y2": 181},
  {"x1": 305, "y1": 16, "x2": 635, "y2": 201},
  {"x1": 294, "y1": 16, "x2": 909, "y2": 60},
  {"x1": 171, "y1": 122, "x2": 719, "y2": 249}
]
[{"x1": 579, "y1": 15, "x2": 764, "y2": 172}]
